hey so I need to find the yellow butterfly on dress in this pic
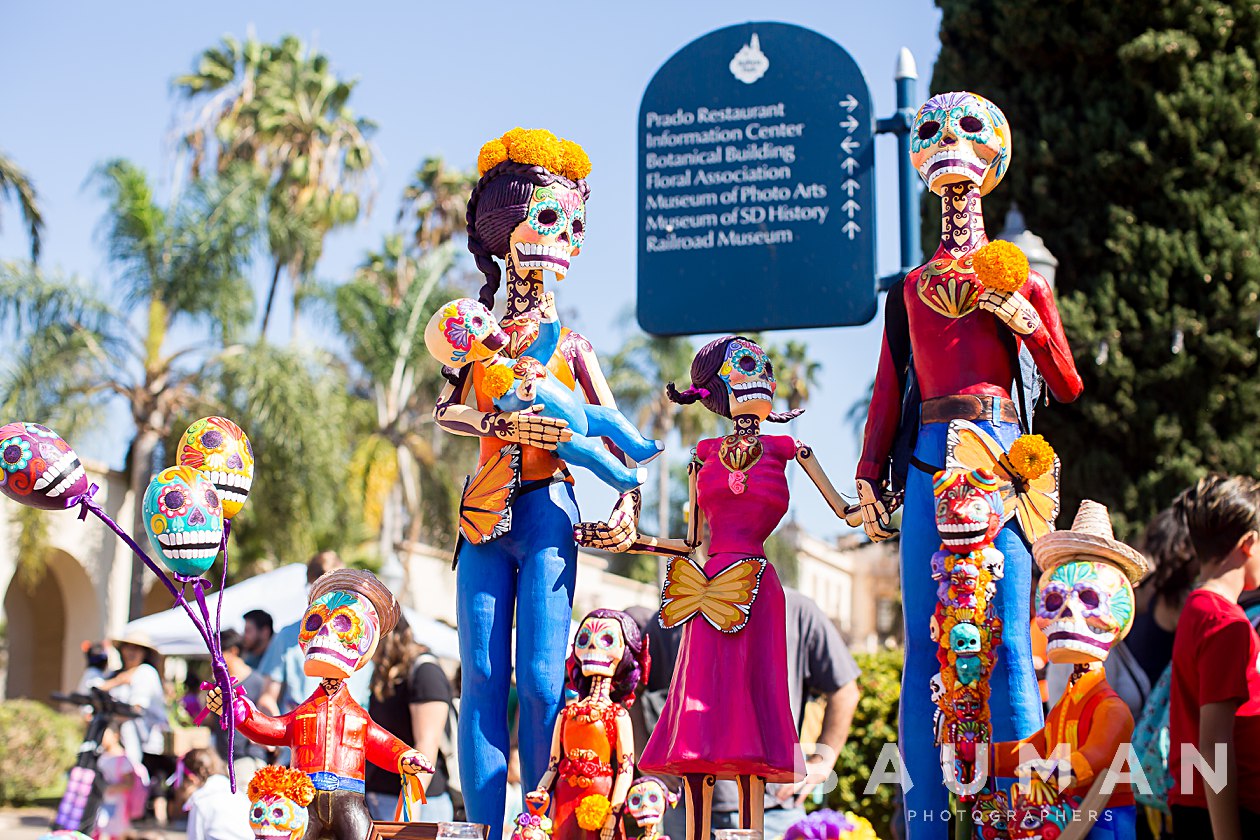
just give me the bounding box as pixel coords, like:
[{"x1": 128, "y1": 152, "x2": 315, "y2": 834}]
[
  {"x1": 945, "y1": 420, "x2": 1061, "y2": 543},
  {"x1": 659, "y1": 556, "x2": 766, "y2": 634}
]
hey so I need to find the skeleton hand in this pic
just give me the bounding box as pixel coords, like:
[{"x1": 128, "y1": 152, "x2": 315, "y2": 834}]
[
  {"x1": 979, "y1": 289, "x2": 1042, "y2": 336},
  {"x1": 1015, "y1": 758, "x2": 1074, "y2": 792},
  {"x1": 400, "y1": 750, "x2": 436, "y2": 775},
  {"x1": 855, "y1": 478, "x2": 898, "y2": 541},
  {"x1": 201, "y1": 681, "x2": 250, "y2": 720},
  {"x1": 600, "y1": 816, "x2": 617, "y2": 840},
  {"x1": 540, "y1": 291, "x2": 558, "y2": 322},
  {"x1": 575, "y1": 489, "x2": 641, "y2": 552},
  {"x1": 490, "y1": 405, "x2": 572, "y2": 449}
]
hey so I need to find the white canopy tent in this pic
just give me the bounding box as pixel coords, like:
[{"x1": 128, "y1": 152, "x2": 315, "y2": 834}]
[{"x1": 124, "y1": 563, "x2": 460, "y2": 660}]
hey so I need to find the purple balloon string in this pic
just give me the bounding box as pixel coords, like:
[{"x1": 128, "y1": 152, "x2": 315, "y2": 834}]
[{"x1": 68, "y1": 484, "x2": 239, "y2": 790}]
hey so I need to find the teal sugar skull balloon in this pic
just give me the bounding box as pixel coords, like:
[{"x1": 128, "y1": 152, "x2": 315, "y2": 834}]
[{"x1": 143, "y1": 466, "x2": 224, "y2": 577}]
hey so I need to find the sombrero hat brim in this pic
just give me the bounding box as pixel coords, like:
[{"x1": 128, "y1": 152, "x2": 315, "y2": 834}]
[{"x1": 1033, "y1": 532, "x2": 1149, "y2": 583}]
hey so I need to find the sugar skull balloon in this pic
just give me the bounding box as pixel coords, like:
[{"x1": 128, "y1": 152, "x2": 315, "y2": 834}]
[
  {"x1": 142, "y1": 466, "x2": 225, "y2": 577},
  {"x1": 246, "y1": 766, "x2": 314, "y2": 840},
  {"x1": 176, "y1": 416, "x2": 254, "y2": 519},
  {"x1": 0, "y1": 422, "x2": 89, "y2": 510},
  {"x1": 910, "y1": 91, "x2": 1011, "y2": 197}
]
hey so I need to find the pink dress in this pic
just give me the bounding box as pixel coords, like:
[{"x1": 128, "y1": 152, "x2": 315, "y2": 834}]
[{"x1": 639, "y1": 435, "x2": 803, "y2": 782}]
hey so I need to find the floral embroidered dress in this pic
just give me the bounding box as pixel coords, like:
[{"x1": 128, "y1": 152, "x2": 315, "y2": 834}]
[{"x1": 553, "y1": 696, "x2": 623, "y2": 840}]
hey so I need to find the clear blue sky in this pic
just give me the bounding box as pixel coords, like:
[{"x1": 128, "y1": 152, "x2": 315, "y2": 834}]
[{"x1": 0, "y1": 1, "x2": 943, "y2": 540}]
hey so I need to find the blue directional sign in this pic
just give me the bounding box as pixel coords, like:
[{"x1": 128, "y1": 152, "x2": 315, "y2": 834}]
[{"x1": 637, "y1": 22, "x2": 876, "y2": 336}]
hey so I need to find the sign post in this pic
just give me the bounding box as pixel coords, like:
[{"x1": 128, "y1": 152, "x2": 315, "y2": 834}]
[{"x1": 637, "y1": 22, "x2": 877, "y2": 336}]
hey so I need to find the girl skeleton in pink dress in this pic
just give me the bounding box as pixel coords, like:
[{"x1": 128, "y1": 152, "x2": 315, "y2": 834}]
[{"x1": 576, "y1": 336, "x2": 853, "y2": 840}]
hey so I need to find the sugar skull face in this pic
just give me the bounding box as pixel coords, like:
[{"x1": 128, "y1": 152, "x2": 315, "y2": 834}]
[
  {"x1": 955, "y1": 687, "x2": 984, "y2": 722},
  {"x1": 0, "y1": 422, "x2": 89, "y2": 510},
  {"x1": 950, "y1": 623, "x2": 981, "y2": 655},
  {"x1": 626, "y1": 778, "x2": 676, "y2": 826},
  {"x1": 425, "y1": 298, "x2": 508, "y2": 367},
  {"x1": 299, "y1": 590, "x2": 380, "y2": 679},
  {"x1": 910, "y1": 92, "x2": 1011, "y2": 197},
  {"x1": 718, "y1": 338, "x2": 776, "y2": 420},
  {"x1": 143, "y1": 466, "x2": 224, "y2": 577},
  {"x1": 1008, "y1": 793, "x2": 1077, "y2": 840},
  {"x1": 1037, "y1": 560, "x2": 1134, "y2": 664},
  {"x1": 573, "y1": 615, "x2": 626, "y2": 678},
  {"x1": 176, "y1": 417, "x2": 253, "y2": 519},
  {"x1": 248, "y1": 793, "x2": 308, "y2": 840},
  {"x1": 934, "y1": 469, "x2": 1005, "y2": 554},
  {"x1": 508, "y1": 185, "x2": 586, "y2": 281},
  {"x1": 956, "y1": 654, "x2": 982, "y2": 686}
]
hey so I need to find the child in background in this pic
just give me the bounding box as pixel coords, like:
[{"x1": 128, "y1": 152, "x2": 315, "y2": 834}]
[
  {"x1": 178, "y1": 747, "x2": 252, "y2": 840},
  {"x1": 1169, "y1": 475, "x2": 1260, "y2": 839},
  {"x1": 96, "y1": 725, "x2": 139, "y2": 840}
]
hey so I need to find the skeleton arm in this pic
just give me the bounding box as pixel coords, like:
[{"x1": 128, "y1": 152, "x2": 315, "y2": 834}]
[
  {"x1": 434, "y1": 365, "x2": 570, "y2": 448},
  {"x1": 796, "y1": 443, "x2": 856, "y2": 523},
  {"x1": 574, "y1": 460, "x2": 698, "y2": 555},
  {"x1": 603, "y1": 708, "x2": 636, "y2": 840}
]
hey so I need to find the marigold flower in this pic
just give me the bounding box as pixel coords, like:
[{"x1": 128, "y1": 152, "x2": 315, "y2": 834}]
[
  {"x1": 972, "y1": 240, "x2": 1029, "y2": 294},
  {"x1": 247, "y1": 765, "x2": 316, "y2": 807},
  {"x1": 1007, "y1": 434, "x2": 1056, "y2": 481},
  {"x1": 478, "y1": 138, "x2": 509, "y2": 176},
  {"x1": 478, "y1": 128, "x2": 591, "y2": 180},
  {"x1": 481, "y1": 364, "x2": 516, "y2": 400},
  {"x1": 575, "y1": 794, "x2": 612, "y2": 831},
  {"x1": 559, "y1": 139, "x2": 592, "y2": 180}
]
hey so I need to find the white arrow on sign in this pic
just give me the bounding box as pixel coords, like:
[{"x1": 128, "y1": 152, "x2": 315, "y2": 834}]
[
  {"x1": 839, "y1": 94, "x2": 859, "y2": 112},
  {"x1": 840, "y1": 115, "x2": 860, "y2": 133},
  {"x1": 843, "y1": 220, "x2": 861, "y2": 240},
  {"x1": 840, "y1": 136, "x2": 860, "y2": 154},
  {"x1": 843, "y1": 199, "x2": 860, "y2": 218},
  {"x1": 841, "y1": 158, "x2": 859, "y2": 173},
  {"x1": 841, "y1": 178, "x2": 860, "y2": 196}
]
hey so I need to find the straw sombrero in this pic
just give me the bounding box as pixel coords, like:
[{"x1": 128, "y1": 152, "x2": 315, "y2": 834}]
[
  {"x1": 109, "y1": 630, "x2": 159, "y2": 653},
  {"x1": 1032, "y1": 499, "x2": 1149, "y2": 584},
  {"x1": 307, "y1": 568, "x2": 401, "y2": 636}
]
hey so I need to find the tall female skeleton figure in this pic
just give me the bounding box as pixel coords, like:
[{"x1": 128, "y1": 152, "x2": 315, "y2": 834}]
[
  {"x1": 852, "y1": 93, "x2": 1083, "y2": 837},
  {"x1": 433, "y1": 129, "x2": 627, "y2": 838}
]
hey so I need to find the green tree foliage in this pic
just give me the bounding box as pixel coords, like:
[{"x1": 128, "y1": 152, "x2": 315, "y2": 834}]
[
  {"x1": 932, "y1": 0, "x2": 1260, "y2": 536},
  {"x1": 0, "y1": 150, "x2": 43, "y2": 262},
  {"x1": 0, "y1": 699, "x2": 82, "y2": 804},
  {"x1": 827, "y1": 649, "x2": 901, "y2": 839}
]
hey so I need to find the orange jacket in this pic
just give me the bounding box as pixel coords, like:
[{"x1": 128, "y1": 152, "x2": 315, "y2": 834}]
[
  {"x1": 237, "y1": 682, "x2": 409, "y2": 780},
  {"x1": 993, "y1": 666, "x2": 1134, "y2": 808}
]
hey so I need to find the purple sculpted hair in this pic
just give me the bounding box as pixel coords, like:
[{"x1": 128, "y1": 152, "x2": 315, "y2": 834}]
[
  {"x1": 665, "y1": 335, "x2": 803, "y2": 423},
  {"x1": 466, "y1": 160, "x2": 590, "y2": 310},
  {"x1": 565, "y1": 608, "x2": 650, "y2": 706}
]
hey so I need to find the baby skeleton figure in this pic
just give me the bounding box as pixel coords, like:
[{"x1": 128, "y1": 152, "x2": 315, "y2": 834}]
[
  {"x1": 208, "y1": 570, "x2": 431, "y2": 840},
  {"x1": 426, "y1": 294, "x2": 662, "y2": 493}
]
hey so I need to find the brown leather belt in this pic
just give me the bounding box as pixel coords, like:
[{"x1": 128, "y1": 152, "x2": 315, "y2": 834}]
[{"x1": 921, "y1": 395, "x2": 1018, "y2": 425}]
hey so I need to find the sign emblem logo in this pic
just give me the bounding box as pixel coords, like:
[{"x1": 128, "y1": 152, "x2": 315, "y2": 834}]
[{"x1": 729, "y1": 33, "x2": 769, "y2": 84}]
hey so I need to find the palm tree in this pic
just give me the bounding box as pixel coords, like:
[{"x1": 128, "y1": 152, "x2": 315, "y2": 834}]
[
  {"x1": 323, "y1": 234, "x2": 473, "y2": 556},
  {"x1": 768, "y1": 339, "x2": 822, "y2": 414},
  {"x1": 608, "y1": 333, "x2": 717, "y2": 544},
  {"x1": 0, "y1": 160, "x2": 260, "y2": 616},
  {"x1": 0, "y1": 150, "x2": 44, "y2": 261},
  {"x1": 398, "y1": 157, "x2": 478, "y2": 252},
  {"x1": 175, "y1": 34, "x2": 378, "y2": 337}
]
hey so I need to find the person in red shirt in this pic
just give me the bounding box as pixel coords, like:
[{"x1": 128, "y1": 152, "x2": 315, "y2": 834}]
[
  {"x1": 1169, "y1": 475, "x2": 1260, "y2": 839},
  {"x1": 209, "y1": 569, "x2": 432, "y2": 840}
]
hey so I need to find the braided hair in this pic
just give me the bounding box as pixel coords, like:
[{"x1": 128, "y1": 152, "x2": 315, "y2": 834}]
[
  {"x1": 666, "y1": 335, "x2": 803, "y2": 423},
  {"x1": 466, "y1": 160, "x2": 590, "y2": 310}
]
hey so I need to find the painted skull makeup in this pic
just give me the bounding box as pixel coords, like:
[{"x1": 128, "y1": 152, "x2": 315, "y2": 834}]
[
  {"x1": 509, "y1": 185, "x2": 586, "y2": 280},
  {"x1": 248, "y1": 793, "x2": 308, "y2": 840},
  {"x1": 177, "y1": 416, "x2": 253, "y2": 519},
  {"x1": 299, "y1": 590, "x2": 381, "y2": 679},
  {"x1": 933, "y1": 469, "x2": 1005, "y2": 554},
  {"x1": 717, "y1": 338, "x2": 776, "y2": 410},
  {"x1": 425, "y1": 298, "x2": 509, "y2": 367},
  {"x1": 0, "y1": 421, "x2": 89, "y2": 510},
  {"x1": 910, "y1": 91, "x2": 1011, "y2": 197},
  {"x1": 626, "y1": 778, "x2": 676, "y2": 826},
  {"x1": 573, "y1": 616, "x2": 626, "y2": 678},
  {"x1": 142, "y1": 466, "x2": 224, "y2": 577},
  {"x1": 1036, "y1": 560, "x2": 1134, "y2": 665}
]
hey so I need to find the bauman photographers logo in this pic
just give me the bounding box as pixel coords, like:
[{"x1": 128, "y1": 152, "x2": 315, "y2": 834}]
[{"x1": 798, "y1": 739, "x2": 1231, "y2": 824}]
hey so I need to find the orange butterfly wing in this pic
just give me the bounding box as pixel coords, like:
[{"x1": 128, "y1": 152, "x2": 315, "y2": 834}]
[
  {"x1": 660, "y1": 557, "x2": 766, "y2": 634},
  {"x1": 1015, "y1": 456, "x2": 1061, "y2": 544},
  {"x1": 458, "y1": 444, "x2": 522, "y2": 544},
  {"x1": 946, "y1": 420, "x2": 1019, "y2": 522}
]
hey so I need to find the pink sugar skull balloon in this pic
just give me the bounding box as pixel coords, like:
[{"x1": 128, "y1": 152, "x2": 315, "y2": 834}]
[{"x1": 0, "y1": 422, "x2": 89, "y2": 510}]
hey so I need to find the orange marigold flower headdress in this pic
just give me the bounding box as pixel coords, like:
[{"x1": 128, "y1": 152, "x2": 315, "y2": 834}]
[
  {"x1": 972, "y1": 240, "x2": 1029, "y2": 294},
  {"x1": 478, "y1": 128, "x2": 592, "y2": 181},
  {"x1": 247, "y1": 765, "x2": 316, "y2": 807}
]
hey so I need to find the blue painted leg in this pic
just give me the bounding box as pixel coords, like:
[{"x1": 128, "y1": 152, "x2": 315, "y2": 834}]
[
  {"x1": 582, "y1": 404, "x2": 663, "y2": 464},
  {"x1": 556, "y1": 435, "x2": 646, "y2": 493}
]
